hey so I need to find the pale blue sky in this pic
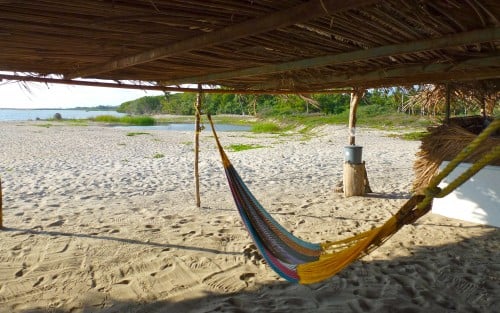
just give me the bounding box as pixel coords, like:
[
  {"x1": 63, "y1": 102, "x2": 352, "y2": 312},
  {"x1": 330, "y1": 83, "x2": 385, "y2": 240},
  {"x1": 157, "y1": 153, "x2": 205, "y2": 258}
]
[{"x1": 0, "y1": 80, "x2": 164, "y2": 109}]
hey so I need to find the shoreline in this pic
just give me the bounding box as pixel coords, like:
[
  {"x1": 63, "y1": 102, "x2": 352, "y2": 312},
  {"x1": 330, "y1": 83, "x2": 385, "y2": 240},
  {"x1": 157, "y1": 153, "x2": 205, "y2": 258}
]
[{"x1": 0, "y1": 122, "x2": 498, "y2": 312}]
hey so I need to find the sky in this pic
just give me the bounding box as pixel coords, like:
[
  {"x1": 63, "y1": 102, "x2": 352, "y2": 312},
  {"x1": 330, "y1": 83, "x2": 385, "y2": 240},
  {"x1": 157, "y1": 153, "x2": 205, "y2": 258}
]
[{"x1": 0, "y1": 79, "x2": 164, "y2": 109}]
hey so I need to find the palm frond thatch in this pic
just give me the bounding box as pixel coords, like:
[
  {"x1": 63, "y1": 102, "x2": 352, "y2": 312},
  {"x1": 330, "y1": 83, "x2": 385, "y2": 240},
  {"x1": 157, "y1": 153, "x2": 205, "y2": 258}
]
[{"x1": 413, "y1": 116, "x2": 500, "y2": 192}]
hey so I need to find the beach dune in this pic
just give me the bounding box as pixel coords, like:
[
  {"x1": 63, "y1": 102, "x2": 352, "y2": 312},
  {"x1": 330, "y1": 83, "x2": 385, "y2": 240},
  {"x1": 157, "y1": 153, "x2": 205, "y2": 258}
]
[{"x1": 0, "y1": 121, "x2": 498, "y2": 313}]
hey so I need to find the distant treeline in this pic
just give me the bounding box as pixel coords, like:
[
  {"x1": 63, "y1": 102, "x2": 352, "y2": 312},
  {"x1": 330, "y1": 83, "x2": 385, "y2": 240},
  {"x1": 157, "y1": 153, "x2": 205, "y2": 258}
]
[
  {"x1": 117, "y1": 88, "x2": 430, "y2": 116},
  {"x1": 73, "y1": 105, "x2": 119, "y2": 111},
  {"x1": 117, "y1": 86, "x2": 500, "y2": 116},
  {"x1": 116, "y1": 89, "x2": 409, "y2": 116}
]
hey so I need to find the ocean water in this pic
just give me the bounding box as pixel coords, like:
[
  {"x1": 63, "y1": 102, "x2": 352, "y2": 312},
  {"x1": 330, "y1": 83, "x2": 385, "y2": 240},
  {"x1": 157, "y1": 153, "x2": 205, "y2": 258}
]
[
  {"x1": 0, "y1": 109, "x2": 124, "y2": 121},
  {"x1": 0, "y1": 109, "x2": 251, "y2": 131}
]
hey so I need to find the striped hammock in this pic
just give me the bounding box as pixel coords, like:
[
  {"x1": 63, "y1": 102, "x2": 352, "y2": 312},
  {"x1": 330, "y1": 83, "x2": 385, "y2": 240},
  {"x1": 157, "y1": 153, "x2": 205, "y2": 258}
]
[{"x1": 207, "y1": 115, "x2": 500, "y2": 284}]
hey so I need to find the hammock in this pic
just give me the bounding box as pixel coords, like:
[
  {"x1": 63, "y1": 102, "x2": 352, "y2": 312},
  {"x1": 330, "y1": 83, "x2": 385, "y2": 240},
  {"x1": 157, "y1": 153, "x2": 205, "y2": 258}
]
[{"x1": 207, "y1": 116, "x2": 500, "y2": 284}]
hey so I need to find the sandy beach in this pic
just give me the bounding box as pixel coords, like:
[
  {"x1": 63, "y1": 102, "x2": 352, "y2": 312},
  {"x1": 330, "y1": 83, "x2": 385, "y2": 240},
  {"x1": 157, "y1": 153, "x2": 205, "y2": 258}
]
[{"x1": 0, "y1": 120, "x2": 498, "y2": 313}]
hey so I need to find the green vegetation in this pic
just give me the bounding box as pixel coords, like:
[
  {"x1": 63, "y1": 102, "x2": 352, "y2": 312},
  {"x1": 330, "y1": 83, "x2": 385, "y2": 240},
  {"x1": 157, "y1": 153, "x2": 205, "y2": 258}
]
[
  {"x1": 72, "y1": 105, "x2": 118, "y2": 111},
  {"x1": 153, "y1": 153, "x2": 165, "y2": 158},
  {"x1": 126, "y1": 132, "x2": 150, "y2": 137},
  {"x1": 118, "y1": 96, "x2": 164, "y2": 115},
  {"x1": 120, "y1": 116, "x2": 155, "y2": 125},
  {"x1": 114, "y1": 88, "x2": 432, "y2": 125},
  {"x1": 228, "y1": 144, "x2": 265, "y2": 152},
  {"x1": 251, "y1": 122, "x2": 282, "y2": 133},
  {"x1": 91, "y1": 115, "x2": 156, "y2": 126},
  {"x1": 111, "y1": 87, "x2": 449, "y2": 136},
  {"x1": 35, "y1": 123, "x2": 53, "y2": 128},
  {"x1": 91, "y1": 115, "x2": 121, "y2": 123},
  {"x1": 116, "y1": 92, "x2": 351, "y2": 116},
  {"x1": 388, "y1": 131, "x2": 429, "y2": 141}
]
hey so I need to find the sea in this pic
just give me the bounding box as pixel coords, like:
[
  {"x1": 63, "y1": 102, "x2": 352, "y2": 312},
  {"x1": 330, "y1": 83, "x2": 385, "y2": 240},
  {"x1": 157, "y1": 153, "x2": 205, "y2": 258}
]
[
  {"x1": 0, "y1": 108, "x2": 124, "y2": 121},
  {"x1": 0, "y1": 109, "x2": 251, "y2": 131}
]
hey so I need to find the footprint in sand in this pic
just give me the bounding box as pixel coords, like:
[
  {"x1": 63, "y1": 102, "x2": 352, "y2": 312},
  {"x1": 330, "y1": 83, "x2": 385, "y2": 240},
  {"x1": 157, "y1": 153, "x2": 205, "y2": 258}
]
[
  {"x1": 242, "y1": 243, "x2": 264, "y2": 265},
  {"x1": 11, "y1": 243, "x2": 22, "y2": 251},
  {"x1": 32, "y1": 276, "x2": 44, "y2": 287},
  {"x1": 14, "y1": 263, "x2": 27, "y2": 278},
  {"x1": 181, "y1": 230, "x2": 197, "y2": 241},
  {"x1": 47, "y1": 219, "x2": 65, "y2": 227},
  {"x1": 144, "y1": 224, "x2": 160, "y2": 232},
  {"x1": 239, "y1": 272, "x2": 256, "y2": 286},
  {"x1": 14, "y1": 268, "x2": 24, "y2": 278}
]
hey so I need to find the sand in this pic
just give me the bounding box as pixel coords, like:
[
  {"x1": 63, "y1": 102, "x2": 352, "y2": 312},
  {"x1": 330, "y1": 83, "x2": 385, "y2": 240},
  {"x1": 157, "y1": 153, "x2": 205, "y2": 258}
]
[{"x1": 0, "y1": 120, "x2": 498, "y2": 313}]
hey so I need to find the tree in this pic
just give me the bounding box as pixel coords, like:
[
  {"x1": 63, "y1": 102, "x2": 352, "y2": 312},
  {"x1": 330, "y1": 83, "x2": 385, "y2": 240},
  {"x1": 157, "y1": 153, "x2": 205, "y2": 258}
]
[
  {"x1": 118, "y1": 96, "x2": 163, "y2": 114},
  {"x1": 313, "y1": 93, "x2": 350, "y2": 114}
]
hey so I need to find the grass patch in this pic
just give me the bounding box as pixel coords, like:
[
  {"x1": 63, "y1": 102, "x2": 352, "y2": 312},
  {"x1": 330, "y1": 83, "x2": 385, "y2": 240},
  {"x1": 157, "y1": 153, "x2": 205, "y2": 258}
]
[
  {"x1": 279, "y1": 108, "x2": 434, "y2": 131},
  {"x1": 251, "y1": 122, "x2": 282, "y2": 133},
  {"x1": 118, "y1": 110, "x2": 435, "y2": 137},
  {"x1": 44, "y1": 118, "x2": 89, "y2": 126},
  {"x1": 121, "y1": 116, "x2": 155, "y2": 126},
  {"x1": 153, "y1": 153, "x2": 165, "y2": 158},
  {"x1": 35, "y1": 123, "x2": 53, "y2": 128},
  {"x1": 126, "y1": 132, "x2": 150, "y2": 137},
  {"x1": 155, "y1": 114, "x2": 256, "y2": 126},
  {"x1": 91, "y1": 115, "x2": 156, "y2": 125},
  {"x1": 66, "y1": 119, "x2": 88, "y2": 126},
  {"x1": 91, "y1": 115, "x2": 121, "y2": 123},
  {"x1": 389, "y1": 131, "x2": 429, "y2": 141},
  {"x1": 227, "y1": 144, "x2": 264, "y2": 152}
]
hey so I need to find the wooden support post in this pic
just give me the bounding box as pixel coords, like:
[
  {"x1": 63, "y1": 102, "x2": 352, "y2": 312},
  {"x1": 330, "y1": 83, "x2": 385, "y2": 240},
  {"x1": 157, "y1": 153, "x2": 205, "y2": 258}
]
[
  {"x1": 348, "y1": 89, "x2": 364, "y2": 145},
  {"x1": 445, "y1": 83, "x2": 451, "y2": 124},
  {"x1": 194, "y1": 85, "x2": 202, "y2": 207},
  {"x1": 344, "y1": 88, "x2": 368, "y2": 197}
]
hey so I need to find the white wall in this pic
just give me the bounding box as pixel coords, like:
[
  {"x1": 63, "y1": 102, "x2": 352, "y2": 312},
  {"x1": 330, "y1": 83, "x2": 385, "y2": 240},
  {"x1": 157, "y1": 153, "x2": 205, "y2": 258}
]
[{"x1": 433, "y1": 162, "x2": 500, "y2": 228}]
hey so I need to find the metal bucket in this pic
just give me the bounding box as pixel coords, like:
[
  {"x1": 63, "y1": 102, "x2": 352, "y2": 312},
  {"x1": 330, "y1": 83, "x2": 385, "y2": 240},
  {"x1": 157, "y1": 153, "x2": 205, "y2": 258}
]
[{"x1": 344, "y1": 145, "x2": 363, "y2": 164}]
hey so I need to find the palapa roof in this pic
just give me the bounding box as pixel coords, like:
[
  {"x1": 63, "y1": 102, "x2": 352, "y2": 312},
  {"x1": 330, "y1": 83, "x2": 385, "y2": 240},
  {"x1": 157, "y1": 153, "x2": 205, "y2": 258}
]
[{"x1": 1, "y1": 0, "x2": 499, "y2": 93}]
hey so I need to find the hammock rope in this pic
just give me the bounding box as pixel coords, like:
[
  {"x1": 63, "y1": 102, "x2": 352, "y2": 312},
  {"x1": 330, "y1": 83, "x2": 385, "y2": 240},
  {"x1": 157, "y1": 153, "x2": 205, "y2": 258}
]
[{"x1": 208, "y1": 116, "x2": 500, "y2": 284}]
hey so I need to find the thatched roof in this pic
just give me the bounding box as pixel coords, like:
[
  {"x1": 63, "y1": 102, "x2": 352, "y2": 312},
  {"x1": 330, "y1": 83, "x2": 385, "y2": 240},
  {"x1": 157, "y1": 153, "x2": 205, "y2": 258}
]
[
  {"x1": 1, "y1": 0, "x2": 499, "y2": 92},
  {"x1": 413, "y1": 116, "x2": 500, "y2": 192}
]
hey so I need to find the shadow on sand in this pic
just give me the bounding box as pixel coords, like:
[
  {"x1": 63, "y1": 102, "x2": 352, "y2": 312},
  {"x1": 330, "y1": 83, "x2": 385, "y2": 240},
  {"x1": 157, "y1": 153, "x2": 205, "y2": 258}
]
[{"x1": 12, "y1": 223, "x2": 499, "y2": 313}]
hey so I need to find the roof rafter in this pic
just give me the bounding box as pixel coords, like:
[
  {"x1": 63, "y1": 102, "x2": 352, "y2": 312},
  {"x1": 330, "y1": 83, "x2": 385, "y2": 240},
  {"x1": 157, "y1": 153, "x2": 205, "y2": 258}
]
[
  {"x1": 66, "y1": 0, "x2": 380, "y2": 79},
  {"x1": 165, "y1": 27, "x2": 500, "y2": 85},
  {"x1": 0, "y1": 74, "x2": 350, "y2": 94},
  {"x1": 254, "y1": 55, "x2": 500, "y2": 90}
]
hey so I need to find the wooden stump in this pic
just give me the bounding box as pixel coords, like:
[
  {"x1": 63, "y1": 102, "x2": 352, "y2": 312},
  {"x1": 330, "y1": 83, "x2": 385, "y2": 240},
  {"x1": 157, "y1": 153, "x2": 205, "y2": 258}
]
[{"x1": 343, "y1": 162, "x2": 366, "y2": 197}]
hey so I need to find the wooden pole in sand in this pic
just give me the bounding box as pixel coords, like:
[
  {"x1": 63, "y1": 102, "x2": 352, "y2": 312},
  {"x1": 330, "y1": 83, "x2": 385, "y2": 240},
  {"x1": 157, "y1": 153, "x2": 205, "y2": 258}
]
[
  {"x1": 445, "y1": 83, "x2": 451, "y2": 124},
  {"x1": 348, "y1": 89, "x2": 363, "y2": 145},
  {"x1": 344, "y1": 88, "x2": 369, "y2": 197},
  {"x1": 194, "y1": 85, "x2": 202, "y2": 207}
]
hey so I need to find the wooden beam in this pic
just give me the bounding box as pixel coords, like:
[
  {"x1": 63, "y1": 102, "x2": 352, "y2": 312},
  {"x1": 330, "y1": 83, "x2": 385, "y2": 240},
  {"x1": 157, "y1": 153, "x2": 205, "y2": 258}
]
[
  {"x1": 255, "y1": 55, "x2": 500, "y2": 90},
  {"x1": 341, "y1": 56, "x2": 500, "y2": 86},
  {"x1": 66, "y1": 0, "x2": 379, "y2": 79},
  {"x1": 165, "y1": 27, "x2": 500, "y2": 85},
  {"x1": 0, "y1": 73, "x2": 351, "y2": 94}
]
